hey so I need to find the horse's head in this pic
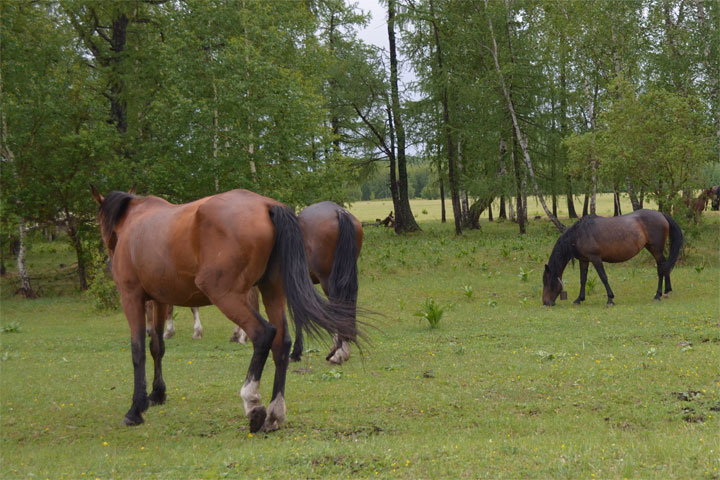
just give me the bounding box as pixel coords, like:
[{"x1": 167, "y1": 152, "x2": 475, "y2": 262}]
[
  {"x1": 542, "y1": 264, "x2": 563, "y2": 306},
  {"x1": 90, "y1": 185, "x2": 136, "y2": 258}
]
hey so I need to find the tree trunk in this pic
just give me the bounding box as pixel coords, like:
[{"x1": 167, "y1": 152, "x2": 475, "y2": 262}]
[
  {"x1": 430, "y1": 0, "x2": 462, "y2": 235},
  {"x1": 487, "y1": 0, "x2": 565, "y2": 232},
  {"x1": 613, "y1": 190, "x2": 622, "y2": 216},
  {"x1": 440, "y1": 177, "x2": 446, "y2": 223},
  {"x1": 387, "y1": 0, "x2": 420, "y2": 233},
  {"x1": 584, "y1": 78, "x2": 599, "y2": 215},
  {"x1": 488, "y1": 203, "x2": 493, "y2": 221},
  {"x1": 582, "y1": 194, "x2": 589, "y2": 217},
  {"x1": 512, "y1": 132, "x2": 525, "y2": 234},
  {"x1": 499, "y1": 196, "x2": 506, "y2": 219},
  {"x1": 109, "y1": 13, "x2": 129, "y2": 134},
  {"x1": 64, "y1": 208, "x2": 88, "y2": 290},
  {"x1": 567, "y1": 185, "x2": 578, "y2": 219},
  {"x1": 16, "y1": 221, "x2": 36, "y2": 299}
]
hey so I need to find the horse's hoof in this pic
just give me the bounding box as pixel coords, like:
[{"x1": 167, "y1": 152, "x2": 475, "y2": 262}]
[
  {"x1": 263, "y1": 419, "x2": 279, "y2": 433},
  {"x1": 289, "y1": 354, "x2": 302, "y2": 363},
  {"x1": 248, "y1": 406, "x2": 267, "y2": 433},
  {"x1": 163, "y1": 331, "x2": 174, "y2": 340},
  {"x1": 606, "y1": 302, "x2": 614, "y2": 307},
  {"x1": 663, "y1": 293, "x2": 669, "y2": 299},
  {"x1": 149, "y1": 391, "x2": 166, "y2": 406},
  {"x1": 572, "y1": 301, "x2": 581, "y2": 306},
  {"x1": 192, "y1": 331, "x2": 203, "y2": 340},
  {"x1": 122, "y1": 414, "x2": 143, "y2": 426},
  {"x1": 654, "y1": 296, "x2": 661, "y2": 302}
]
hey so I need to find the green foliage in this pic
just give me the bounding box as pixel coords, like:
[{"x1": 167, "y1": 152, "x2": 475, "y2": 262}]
[
  {"x1": 1, "y1": 322, "x2": 22, "y2": 333},
  {"x1": 85, "y1": 248, "x2": 119, "y2": 312},
  {"x1": 517, "y1": 267, "x2": 533, "y2": 282},
  {"x1": 414, "y1": 297, "x2": 446, "y2": 329}
]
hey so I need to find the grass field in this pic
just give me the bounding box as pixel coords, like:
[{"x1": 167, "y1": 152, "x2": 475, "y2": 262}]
[{"x1": 1, "y1": 196, "x2": 719, "y2": 479}]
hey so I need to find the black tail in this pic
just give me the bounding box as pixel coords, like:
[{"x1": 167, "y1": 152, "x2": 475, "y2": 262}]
[
  {"x1": 662, "y1": 213, "x2": 684, "y2": 274},
  {"x1": 268, "y1": 205, "x2": 358, "y2": 343},
  {"x1": 328, "y1": 210, "x2": 360, "y2": 309}
]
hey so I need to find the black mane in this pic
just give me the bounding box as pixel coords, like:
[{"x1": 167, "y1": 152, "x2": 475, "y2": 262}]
[
  {"x1": 547, "y1": 216, "x2": 593, "y2": 275},
  {"x1": 98, "y1": 191, "x2": 137, "y2": 237}
]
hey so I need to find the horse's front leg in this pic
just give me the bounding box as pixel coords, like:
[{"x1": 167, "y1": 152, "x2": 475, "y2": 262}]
[
  {"x1": 592, "y1": 260, "x2": 615, "y2": 306},
  {"x1": 148, "y1": 301, "x2": 169, "y2": 406},
  {"x1": 121, "y1": 294, "x2": 150, "y2": 426},
  {"x1": 573, "y1": 260, "x2": 589, "y2": 305}
]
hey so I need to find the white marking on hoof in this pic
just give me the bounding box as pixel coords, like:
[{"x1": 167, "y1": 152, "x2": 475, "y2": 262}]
[
  {"x1": 231, "y1": 327, "x2": 248, "y2": 344},
  {"x1": 663, "y1": 293, "x2": 669, "y2": 299},
  {"x1": 192, "y1": 328, "x2": 203, "y2": 340},
  {"x1": 163, "y1": 329, "x2": 175, "y2": 339},
  {"x1": 264, "y1": 394, "x2": 286, "y2": 431},
  {"x1": 328, "y1": 340, "x2": 351, "y2": 365},
  {"x1": 240, "y1": 380, "x2": 262, "y2": 415}
]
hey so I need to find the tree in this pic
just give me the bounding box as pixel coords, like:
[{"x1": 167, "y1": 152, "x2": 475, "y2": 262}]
[{"x1": 595, "y1": 81, "x2": 713, "y2": 213}]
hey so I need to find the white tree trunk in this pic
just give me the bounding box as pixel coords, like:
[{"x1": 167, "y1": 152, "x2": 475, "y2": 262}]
[{"x1": 17, "y1": 221, "x2": 36, "y2": 298}]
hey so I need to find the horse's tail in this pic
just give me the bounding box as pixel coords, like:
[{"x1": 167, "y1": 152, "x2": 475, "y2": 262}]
[
  {"x1": 662, "y1": 213, "x2": 684, "y2": 274},
  {"x1": 268, "y1": 205, "x2": 358, "y2": 344},
  {"x1": 327, "y1": 209, "x2": 360, "y2": 310}
]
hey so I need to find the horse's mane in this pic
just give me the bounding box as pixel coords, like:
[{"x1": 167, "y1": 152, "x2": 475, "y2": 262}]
[
  {"x1": 99, "y1": 191, "x2": 137, "y2": 236},
  {"x1": 548, "y1": 216, "x2": 592, "y2": 275}
]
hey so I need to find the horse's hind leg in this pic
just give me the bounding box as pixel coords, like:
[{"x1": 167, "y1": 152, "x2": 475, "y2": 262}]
[
  {"x1": 647, "y1": 245, "x2": 668, "y2": 300},
  {"x1": 163, "y1": 305, "x2": 175, "y2": 339},
  {"x1": 191, "y1": 307, "x2": 203, "y2": 339},
  {"x1": 290, "y1": 329, "x2": 304, "y2": 362},
  {"x1": 591, "y1": 259, "x2": 615, "y2": 306},
  {"x1": 148, "y1": 301, "x2": 169, "y2": 406},
  {"x1": 258, "y1": 280, "x2": 292, "y2": 432},
  {"x1": 121, "y1": 294, "x2": 150, "y2": 426},
  {"x1": 206, "y1": 289, "x2": 275, "y2": 433}
]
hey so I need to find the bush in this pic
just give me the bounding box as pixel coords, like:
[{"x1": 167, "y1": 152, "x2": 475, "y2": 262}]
[{"x1": 86, "y1": 248, "x2": 119, "y2": 312}]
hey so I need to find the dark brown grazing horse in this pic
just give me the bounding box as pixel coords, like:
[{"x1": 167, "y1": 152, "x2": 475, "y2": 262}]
[
  {"x1": 231, "y1": 201, "x2": 363, "y2": 365},
  {"x1": 542, "y1": 209, "x2": 683, "y2": 306},
  {"x1": 91, "y1": 187, "x2": 357, "y2": 432}
]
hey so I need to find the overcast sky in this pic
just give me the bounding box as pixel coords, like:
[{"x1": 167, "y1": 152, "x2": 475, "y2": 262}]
[{"x1": 355, "y1": 0, "x2": 387, "y2": 49}]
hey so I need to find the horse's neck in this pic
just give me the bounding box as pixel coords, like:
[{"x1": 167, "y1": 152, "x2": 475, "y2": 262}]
[{"x1": 549, "y1": 238, "x2": 574, "y2": 277}]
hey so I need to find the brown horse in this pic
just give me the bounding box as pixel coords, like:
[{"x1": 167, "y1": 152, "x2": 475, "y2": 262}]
[
  {"x1": 542, "y1": 209, "x2": 683, "y2": 306},
  {"x1": 231, "y1": 201, "x2": 363, "y2": 365},
  {"x1": 684, "y1": 188, "x2": 714, "y2": 220},
  {"x1": 91, "y1": 187, "x2": 357, "y2": 432}
]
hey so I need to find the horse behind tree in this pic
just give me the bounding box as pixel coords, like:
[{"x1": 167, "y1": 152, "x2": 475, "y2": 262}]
[
  {"x1": 91, "y1": 187, "x2": 358, "y2": 433},
  {"x1": 542, "y1": 209, "x2": 683, "y2": 306}
]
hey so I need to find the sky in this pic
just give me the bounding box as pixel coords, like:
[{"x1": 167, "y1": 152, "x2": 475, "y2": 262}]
[{"x1": 355, "y1": 0, "x2": 388, "y2": 50}]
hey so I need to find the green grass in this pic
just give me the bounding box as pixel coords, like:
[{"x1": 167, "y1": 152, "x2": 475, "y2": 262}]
[{"x1": 1, "y1": 197, "x2": 719, "y2": 479}]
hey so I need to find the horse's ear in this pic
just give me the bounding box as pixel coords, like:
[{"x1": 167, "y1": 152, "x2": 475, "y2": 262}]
[
  {"x1": 90, "y1": 185, "x2": 104, "y2": 205},
  {"x1": 128, "y1": 185, "x2": 137, "y2": 195}
]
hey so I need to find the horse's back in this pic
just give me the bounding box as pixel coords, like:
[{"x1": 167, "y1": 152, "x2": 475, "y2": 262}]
[
  {"x1": 298, "y1": 202, "x2": 362, "y2": 281},
  {"x1": 118, "y1": 190, "x2": 281, "y2": 306},
  {"x1": 576, "y1": 210, "x2": 667, "y2": 263}
]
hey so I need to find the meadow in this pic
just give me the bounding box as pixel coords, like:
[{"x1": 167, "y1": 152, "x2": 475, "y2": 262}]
[{"x1": 1, "y1": 196, "x2": 719, "y2": 479}]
